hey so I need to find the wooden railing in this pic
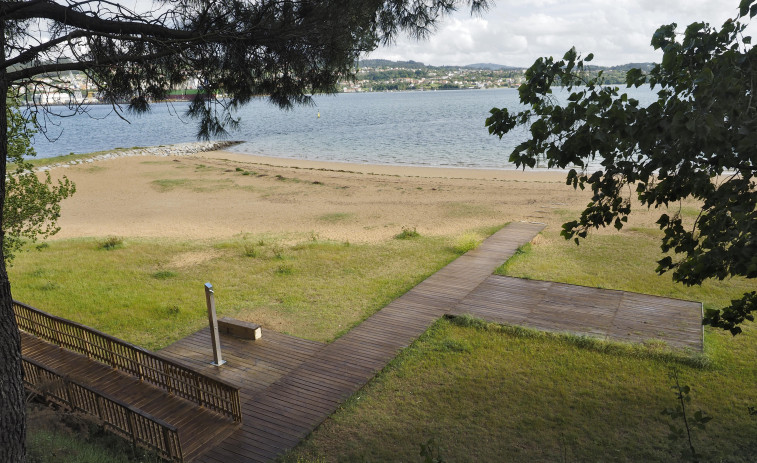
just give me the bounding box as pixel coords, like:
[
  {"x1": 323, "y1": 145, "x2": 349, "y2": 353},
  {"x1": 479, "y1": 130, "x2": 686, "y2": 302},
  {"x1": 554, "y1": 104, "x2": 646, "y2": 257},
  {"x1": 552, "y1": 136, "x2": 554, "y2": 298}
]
[
  {"x1": 23, "y1": 357, "x2": 183, "y2": 462},
  {"x1": 14, "y1": 300, "x2": 241, "y2": 423}
]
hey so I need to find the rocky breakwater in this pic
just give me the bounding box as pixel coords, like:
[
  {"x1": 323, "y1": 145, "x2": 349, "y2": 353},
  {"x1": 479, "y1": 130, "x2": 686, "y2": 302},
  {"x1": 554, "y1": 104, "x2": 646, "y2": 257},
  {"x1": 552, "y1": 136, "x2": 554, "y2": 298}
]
[{"x1": 35, "y1": 140, "x2": 242, "y2": 172}]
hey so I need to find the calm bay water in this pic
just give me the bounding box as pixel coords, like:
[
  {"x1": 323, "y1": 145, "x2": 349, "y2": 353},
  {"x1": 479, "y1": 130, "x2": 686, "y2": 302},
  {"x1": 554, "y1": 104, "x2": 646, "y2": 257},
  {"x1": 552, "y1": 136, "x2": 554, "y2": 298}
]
[
  {"x1": 31, "y1": 87, "x2": 655, "y2": 169},
  {"x1": 225, "y1": 89, "x2": 529, "y2": 168}
]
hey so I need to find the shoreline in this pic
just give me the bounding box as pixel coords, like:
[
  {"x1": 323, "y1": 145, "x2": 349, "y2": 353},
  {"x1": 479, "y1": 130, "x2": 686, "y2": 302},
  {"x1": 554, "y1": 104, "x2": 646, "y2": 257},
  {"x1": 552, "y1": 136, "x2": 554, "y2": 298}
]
[
  {"x1": 203, "y1": 150, "x2": 569, "y2": 182},
  {"x1": 32, "y1": 141, "x2": 573, "y2": 178},
  {"x1": 32, "y1": 141, "x2": 241, "y2": 171}
]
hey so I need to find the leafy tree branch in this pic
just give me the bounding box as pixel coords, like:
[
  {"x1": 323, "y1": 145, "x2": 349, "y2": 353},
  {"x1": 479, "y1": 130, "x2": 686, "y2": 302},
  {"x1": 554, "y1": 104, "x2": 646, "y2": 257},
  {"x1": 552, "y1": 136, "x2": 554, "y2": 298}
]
[
  {"x1": 487, "y1": 2, "x2": 757, "y2": 334},
  {"x1": 4, "y1": 94, "x2": 75, "y2": 264}
]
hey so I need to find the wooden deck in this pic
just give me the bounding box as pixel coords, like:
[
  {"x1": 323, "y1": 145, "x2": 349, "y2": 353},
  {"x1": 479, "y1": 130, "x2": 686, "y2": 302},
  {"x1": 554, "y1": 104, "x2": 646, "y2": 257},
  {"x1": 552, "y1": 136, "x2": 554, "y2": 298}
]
[
  {"x1": 453, "y1": 275, "x2": 703, "y2": 351},
  {"x1": 159, "y1": 328, "x2": 326, "y2": 405},
  {"x1": 21, "y1": 333, "x2": 239, "y2": 462},
  {"x1": 159, "y1": 222, "x2": 547, "y2": 462}
]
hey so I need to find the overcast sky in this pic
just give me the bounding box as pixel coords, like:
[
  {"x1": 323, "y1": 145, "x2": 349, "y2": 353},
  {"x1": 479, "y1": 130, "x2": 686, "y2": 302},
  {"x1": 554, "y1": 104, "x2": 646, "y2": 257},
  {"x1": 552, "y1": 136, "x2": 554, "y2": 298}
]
[{"x1": 367, "y1": 0, "x2": 747, "y2": 67}]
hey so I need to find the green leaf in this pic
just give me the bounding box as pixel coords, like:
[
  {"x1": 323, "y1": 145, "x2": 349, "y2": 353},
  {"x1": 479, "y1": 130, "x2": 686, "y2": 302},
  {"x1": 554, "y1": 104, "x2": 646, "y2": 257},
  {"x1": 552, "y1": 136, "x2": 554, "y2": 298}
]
[
  {"x1": 563, "y1": 47, "x2": 577, "y2": 62},
  {"x1": 697, "y1": 67, "x2": 714, "y2": 85},
  {"x1": 661, "y1": 51, "x2": 674, "y2": 68},
  {"x1": 740, "y1": 0, "x2": 753, "y2": 17}
]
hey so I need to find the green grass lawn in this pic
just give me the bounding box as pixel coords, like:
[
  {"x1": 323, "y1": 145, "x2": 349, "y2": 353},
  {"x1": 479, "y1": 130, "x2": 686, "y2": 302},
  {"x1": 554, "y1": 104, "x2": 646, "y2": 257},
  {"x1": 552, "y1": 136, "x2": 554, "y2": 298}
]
[
  {"x1": 283, "y1": 228, "x2": 756, "y2": 462},
  {"x1": 284, "y1": 317, "x2": 756, "y2": 462},
  {"x1": 15, "y1": 225, "x2": 756, "y2": 462},
  {"x1": 10, "y1": 232, "x2": 475, "y2": 348}
]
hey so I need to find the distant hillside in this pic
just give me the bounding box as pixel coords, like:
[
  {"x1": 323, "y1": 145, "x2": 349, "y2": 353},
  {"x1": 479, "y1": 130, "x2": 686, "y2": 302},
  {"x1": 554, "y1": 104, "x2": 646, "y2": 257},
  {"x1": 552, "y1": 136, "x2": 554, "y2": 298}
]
[
  {"x1": 608, "y1": 62, "x2": 656, "y2": 72},
  {"x1": 463, "y1": 63, "x2": 520, "y2": 71},
  {"x1": 360, "y1": 58, "x2": 657, "y2": 73},
  {"x1": 585, "y1": 62, "x2": 656, "y2": 72},
  {"x1": 358, "y1": 59, "x2": 427, "y2": 69}
]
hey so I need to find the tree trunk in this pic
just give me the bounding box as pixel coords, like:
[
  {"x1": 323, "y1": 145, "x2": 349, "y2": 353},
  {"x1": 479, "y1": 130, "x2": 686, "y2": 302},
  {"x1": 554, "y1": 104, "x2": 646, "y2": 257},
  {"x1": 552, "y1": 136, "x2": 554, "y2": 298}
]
[
  {"x1": 0, "y1": 268, "x2": 24, "y2": 463},
  {"x1": 0, "y1": 17, "x2": 26, "y2": 463}
]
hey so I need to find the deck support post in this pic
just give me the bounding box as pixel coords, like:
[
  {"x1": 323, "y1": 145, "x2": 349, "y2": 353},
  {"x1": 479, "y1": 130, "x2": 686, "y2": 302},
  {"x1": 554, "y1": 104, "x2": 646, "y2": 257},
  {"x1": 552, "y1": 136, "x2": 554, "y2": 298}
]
[{"x1": 204, "y1": 283, "x2": 226, "y2": 367}]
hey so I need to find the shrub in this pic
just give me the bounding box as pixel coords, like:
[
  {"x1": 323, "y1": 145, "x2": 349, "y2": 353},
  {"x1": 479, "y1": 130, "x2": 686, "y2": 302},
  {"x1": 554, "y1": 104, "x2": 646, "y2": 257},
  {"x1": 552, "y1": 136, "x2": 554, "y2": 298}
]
[
  {"x1": 275, "y1": 264, "x2": 293, "y2": 275},
  {"x1": 98, "y1": 236, "x2": 123, "y2": 250},
  {"x1": 243, "y1": 244, "x2": 258, "y2": 257},
  {"x1": 271, "y1": 243, "x2": 285, "y2": 259},
  {"x1": 395, "y1": 226, "x2": 420, "y2": 240}
]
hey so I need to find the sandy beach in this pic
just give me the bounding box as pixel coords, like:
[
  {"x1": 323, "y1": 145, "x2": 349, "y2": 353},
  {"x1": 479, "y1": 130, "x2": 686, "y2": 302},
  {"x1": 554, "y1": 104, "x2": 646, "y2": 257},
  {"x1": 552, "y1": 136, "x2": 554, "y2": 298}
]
[{"x1": 48, "y1": 149, "x2": 666, "y2": 242}]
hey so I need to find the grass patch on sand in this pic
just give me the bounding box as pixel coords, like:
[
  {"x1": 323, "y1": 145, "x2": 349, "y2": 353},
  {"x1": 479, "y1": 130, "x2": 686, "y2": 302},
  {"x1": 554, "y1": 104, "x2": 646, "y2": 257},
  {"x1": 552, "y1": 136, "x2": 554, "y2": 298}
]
[
  {"x1": 442, "y1": 201, "x2": 492, "y2": 219},
  {"x1": 318, "y1": 212, "x2": 354, "y2": 223},
  {"x1": 10, "y1": 233, "x2": 462, "y2": 348},
  {"x1": 150, "y1": 178, "x2": 236, "y2": 193},
  {"x1": 282, "y1": 227, "x2": 756, "y2": 462},
  {"x1": 394, "y1": 226, "x2": 420, "y2": 240}
]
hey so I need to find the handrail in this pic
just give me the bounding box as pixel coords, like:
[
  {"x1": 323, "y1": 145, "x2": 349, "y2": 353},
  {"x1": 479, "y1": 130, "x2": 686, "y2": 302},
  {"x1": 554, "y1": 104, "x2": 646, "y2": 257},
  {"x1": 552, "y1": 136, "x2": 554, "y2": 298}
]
[
  {"x1": 14, "y1": 300, "x2": 241, "y2": 422},
  {"x1": 22, "y1": 356, "x2": 183, "y2": 462}
]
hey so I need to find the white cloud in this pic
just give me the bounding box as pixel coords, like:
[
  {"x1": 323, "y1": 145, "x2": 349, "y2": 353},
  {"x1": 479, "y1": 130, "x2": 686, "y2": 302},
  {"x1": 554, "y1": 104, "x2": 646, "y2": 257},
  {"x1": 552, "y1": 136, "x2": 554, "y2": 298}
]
[{"x1": 368, "y1": 0, "x2": 752, "y2": 66}]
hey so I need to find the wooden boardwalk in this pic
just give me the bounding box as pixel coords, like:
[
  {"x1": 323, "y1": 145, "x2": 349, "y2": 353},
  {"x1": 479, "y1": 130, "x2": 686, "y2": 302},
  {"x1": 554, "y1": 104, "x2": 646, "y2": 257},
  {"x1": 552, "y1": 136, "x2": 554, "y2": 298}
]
[
  {"x1": 453, "y1": 275, "x2": 703, "y2": 351},
  {"x1": 21, "y1": 220, "x2": 705, "y2": 462},
  {"x1": 159, "y1": 222, "x2": 547, "y2": 462},
  {"x1": 21, "y1": 333, "x2": 239, "y2": 461}
]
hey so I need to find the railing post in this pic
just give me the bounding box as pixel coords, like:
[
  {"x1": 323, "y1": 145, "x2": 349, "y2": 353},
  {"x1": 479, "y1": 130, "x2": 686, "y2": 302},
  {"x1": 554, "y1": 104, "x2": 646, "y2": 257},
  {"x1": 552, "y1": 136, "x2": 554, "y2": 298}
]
[
  {"x1": 52, "y1": 319, "x2": 62, "y2": 347},
  {"x1": 162, "y1": 426, "x2": 173, "y2": 460},
  {"x1": 162, "y1": 362, "x2": 173, "y2": 395},
  {"x1": 195, "y1": 375, "x2": 203, "y2": 409},
  {"x1": 83, "y1": 330, "x2": 92, "y2": 359},
  {"x1": 95, "y1": 394, "x2": 103, "y2": 421},
  {"x1": 204, "y1": 283, "x2": 225, "y2": 366},
  {"x1": 137, "y1": 350, "x2": 145, "y2": 381},
  {"x1": 127, "y1": 410, "x2": 138, "y2": 447},
  {"x1": 63, "y1": 376, "x2": 73, "y2": 410},
  {"x1": 107, "y1": 338, "x2": 116, "y2": 369}
]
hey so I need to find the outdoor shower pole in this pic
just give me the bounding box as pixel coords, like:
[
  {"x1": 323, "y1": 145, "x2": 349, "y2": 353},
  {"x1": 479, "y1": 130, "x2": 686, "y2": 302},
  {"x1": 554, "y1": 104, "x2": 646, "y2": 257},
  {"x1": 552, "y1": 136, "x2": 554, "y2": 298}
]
[{"x1": 205, "y1": 283, "x2": 226, "y2": 366}]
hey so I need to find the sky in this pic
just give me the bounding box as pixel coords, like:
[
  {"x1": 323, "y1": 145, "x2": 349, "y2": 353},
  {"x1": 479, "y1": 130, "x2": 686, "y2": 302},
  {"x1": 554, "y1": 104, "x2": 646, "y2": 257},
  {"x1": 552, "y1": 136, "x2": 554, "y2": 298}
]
[{"x1": 367, "y1": 0, "x2": 748, "y2": 67}]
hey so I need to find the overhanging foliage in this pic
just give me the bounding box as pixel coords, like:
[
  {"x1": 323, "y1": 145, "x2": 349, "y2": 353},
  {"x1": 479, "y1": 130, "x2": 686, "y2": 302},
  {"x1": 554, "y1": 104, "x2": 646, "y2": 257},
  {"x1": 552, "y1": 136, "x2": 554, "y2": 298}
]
[
  {"x1": 486, "y1": 2, "x2": 756, "y2": 334},
  {"x1": 5, "y1": 95, "x2": 75, "y2": 264}
]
